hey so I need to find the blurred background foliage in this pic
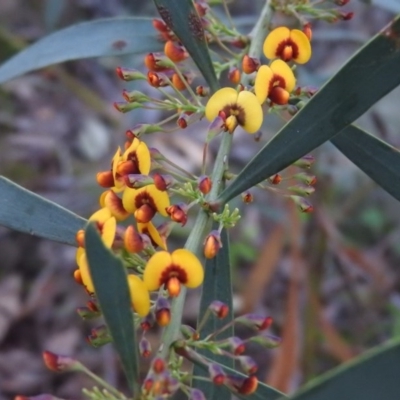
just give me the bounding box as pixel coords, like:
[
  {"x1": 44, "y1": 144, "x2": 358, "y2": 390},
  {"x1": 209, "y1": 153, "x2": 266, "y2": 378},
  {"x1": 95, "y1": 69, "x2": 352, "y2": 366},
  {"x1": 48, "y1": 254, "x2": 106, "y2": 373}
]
[{"x1": 1, "y1": 0, "x2": 400, "y2": 398}]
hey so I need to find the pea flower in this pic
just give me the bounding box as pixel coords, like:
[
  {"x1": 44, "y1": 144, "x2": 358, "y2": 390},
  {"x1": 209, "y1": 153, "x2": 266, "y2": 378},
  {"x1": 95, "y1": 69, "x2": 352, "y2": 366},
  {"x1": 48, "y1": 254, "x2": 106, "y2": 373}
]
[
  {"x1": 205, "y1": 88, "x2": 263, "y2": 134},
  {"x1": 254, "y1": 60, "x2": 296, "y2": 105},
  {"x1": 263, "y1": 26, "x2": 311, "y2": 64},
  {"x1": 127, "y1": 275, "x2": 151, "y2": 317},
  {"x1": 122, "y1": 184, "x2": 170, "y2": 223},
  {"x1": 137, "y1": 221, "x2": 168, "y2": 250},
  {"x1": 76, "y1": 207, "x2": 117, "y2": 293},
  {"x1": 143, "y1": 249, "x2": 204, "y2": 297}
]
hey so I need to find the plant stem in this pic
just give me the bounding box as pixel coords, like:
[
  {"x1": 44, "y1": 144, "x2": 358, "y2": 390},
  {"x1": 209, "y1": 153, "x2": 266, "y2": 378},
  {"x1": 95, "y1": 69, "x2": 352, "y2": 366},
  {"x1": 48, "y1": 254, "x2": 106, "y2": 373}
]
[{"x1": 159, "y1": 0, "x2": 273, "y2": 359}]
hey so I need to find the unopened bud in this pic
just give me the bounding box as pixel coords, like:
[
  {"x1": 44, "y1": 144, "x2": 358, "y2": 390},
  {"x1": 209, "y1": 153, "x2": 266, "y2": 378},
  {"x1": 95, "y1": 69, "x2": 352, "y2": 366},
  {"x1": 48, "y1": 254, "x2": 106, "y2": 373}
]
[
  {"x1": 155, "y1": 296, "x2": 171, "y2": 326},
  {"x1": 181, "y1": 325, "x2": 200, "y2": 340},
  {"x1": 140, "y1": 313, "x2": 155, "y2": 331},
  {"x1": 73, "y1": 269, "x2": 82, "y2": 285},
  {"x1": 151, "y1": 357, "x2": 166, "y2": 374},
  {"x1": 303, "y1": 23, "x2": 312, "y2": 41},
  {"x1": 164, "y1": 40, "x2": 188, "y2": 62},
  {"x1": 269, "y1": 174, "x2": 282, "y2": 185},
  {"x1": 43, "y1": 351, "x2": 80, "y2": 372},
  {"x1": 76, "y1": 305, "x2": 101, "y2": 320},
  {"x1": 294, "y1": 154, "x2": 315, "y2": 169},
  {"x1": 237, "y1": 356, "x2": 258, "y2": 375},
  {"x1": 247, "y1": 334, "x2": 281, "y2": 349},
  {"x1": 194, "y1": 0, "x2": 209, "y2": 16},
  {"x1": 208, "y1": 363, "x2": 226, "y2": 385},
  {"x1": 293, "y1": 172, "x2": 317, "y2": 185},
  {"x1": 339, "y1": 11, "x2": 354, "y2": 20},
  {"x1": 113, "y1": 101, "x2": 142, "y2": 113},
  {"x1": 124, "y1": 225, "x2": 145, "y2": 253},
  {"x1": 96, "y1": 170, "x2": 114, "y2": 188},
  {"x1": 242, "y1": 55, "x2": 260, "y2": 74},
  {"x1": 124, "y1": 174, "x2": 154, "y2": 189},
  {"x1": 177, "y1": 113, "x2": 189, "y2": 129},
  {"x1": 75, "y1": 229, "x2": 85, "y2": 248},
  {"x1": 196, "y1": 85, "x2": 210, "y2": 97},
  {"x1": 189, "y1": 388, "x2": 207, "y2": 400},
  {"x1": 235, "y1": 314, "x2": 273, "y2": 331},
  {"x1": 227, "y1": 337, "x2": 246, "y2": 355},
  {"x1": 153, "y1": 173, "x2": 174, "y2": 191},
  {"x1": 139, "y1": 337, "x2": 152, "y2": 357},
  {"x1": 127, "y1": 124, "x2": 164, "y2": 138},
  {"x1": 116, "y1": 67, "x2": 146, "y2": 81},
  {"x1": 122, "y1": 89, "x2": 149, "y2": 103},
  {"x1": 228, "y1": 67, "x2": 241, "y2": 84},
  {"x1": 288, "y1": 184, "x2": 315, "y2": 196},
  {"x1": 198, "y1": 175, "x2": 212, "y2": 195},
  {"x1": 230, "y1": 36, "x2": 250, "y2": 48},
  {"x1": 209, "y1": 300, "x2": 229, "y2": 319},
  {"x1": 144, "y1": 52, "x2": 169, "y2": 71},
  {"x1": 204, "y1": 230, "x2": 222, "y2": 259},
  {"x1": 147, "y1": 71, "x2": 169, "y2": 88},
  {"x1": 152, "y1": 18, "x2": 168, "y2": 32},
  {"x1": 172, "y1": 73, "x2": 189, "y2": 91},
  {"x1": 290, "y1": 195, "x2": 314, "y2": 213},
  {"x1": 166, "y1": 203, "x2": 188, "y2": 226},
  {"x1": 238, "y1": 375, "x2": 258, "y2": 395},
  {"x1": 87, "y1": 325, "x2": 112, "y2": 347},
  {"x1": 242, "y1": 191, "x2": 253, "y2": 203}
]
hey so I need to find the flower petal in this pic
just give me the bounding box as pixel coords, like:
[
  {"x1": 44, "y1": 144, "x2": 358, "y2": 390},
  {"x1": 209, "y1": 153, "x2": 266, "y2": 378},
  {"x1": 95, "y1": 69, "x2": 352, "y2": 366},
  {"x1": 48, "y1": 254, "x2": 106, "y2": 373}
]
[
  {"x1": 138, "y1": 222, "x2": 167, "y2": 250},
  {"x1": 89, "y1": 207, "x2": 112, "y2": 223},
  {"x1": 263, "y1": 26, "x2": 290, "y2": 60},
  {"x1": 101, "y1": 216, "x2": 117, "y2": 248},
  {"x1": 122, "y1": 187, "x2": 138, "y2": 214},
  {"x1": 78, "y1": 252, "x2": 94, "y2": 293},
  {"x1": 254, "y1": 65, "x2": 273, "y2": 104},
  {"x1": 127, "y1": 275, "x2": 150, "y2": 317},
  {"x1": 270, "y1": 59, "x2": 296, "y2": 93},
  {"x1": 290, "y1": 29, "x2": 311, "y2": 64},
  {"x1": 136, "y1": 141, "x2": 151, "y2": 175},
  {"x1": 145, "y1": 185, "x2": 170, "y2": 217},
  {"x1": 236, "y1": 91, "x2": 263, "y2": 134},
  {"x1": 143, "y1": 251, "x2": 173, "y2": 291},
  {"x1": 171, "y1": 249, "x2": 204, "y2": 288},
  {"x1": 205, "y1": 87, "x2": 238, "y2": 122},
  {"x1": 102, "y1": 190, "x2": 130, "y2": 221}
]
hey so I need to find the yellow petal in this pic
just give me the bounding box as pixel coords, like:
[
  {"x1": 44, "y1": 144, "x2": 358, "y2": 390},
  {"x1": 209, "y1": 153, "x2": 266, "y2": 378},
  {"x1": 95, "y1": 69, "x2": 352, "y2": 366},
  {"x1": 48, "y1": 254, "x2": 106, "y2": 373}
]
[
  {"x1": 136, "y1": 141, "x2": 151, "y2": 175},
  {"x1": 205, "y1": 87, "x2": 238, "y2": 122},
  {"x1": 171, "y1": 249, "x2": 204, "y2": 288},
  {"x1": 76, "y1": 246, "x2": 85, "y2": 264},
  {"x1": 78, "y1": 252, "x2": 94, "y2": 293},
  {"x1": 263, "y1": 26, "x2": 290, "y2": 60},
  {"x1": 145, "y1": 185, "x2": 170, "y2": 217},
  {"x1": 236, "y1": 91, "x2": 263, "y2": 134},
  {"x1": 270, "y1": 59, "x2": 296, "y2": 93},
  {"x1": 143, "y1": 251, "x2": 173, "y2": 291},
  {"x1": 89, "y1": 207, "x2": 112, "y2": 223},
  {"x1": 254, "y1": 65, "x2": 273, "y2": 104},
  {"x1": 122, "y1": 138, "x2": 140, "y2": 161},
  {"x1": 127, "y1": 275, "x2": 150, "y2": 317},
  {"x1": 138, "y1": 222, "x2": 167, "y2": 250},
  {"x1": 101, "y1": 216, "x2": 116, "y2": 248},
  {"x1": 112, "y1": 147, "x2": 122, "y2": 182},
  {"x1": 290, "y1": 29, "x2": 311, "y2": 64},
  {"x1": 122, "y1": 187, "x2": 139, "y2": 214}
]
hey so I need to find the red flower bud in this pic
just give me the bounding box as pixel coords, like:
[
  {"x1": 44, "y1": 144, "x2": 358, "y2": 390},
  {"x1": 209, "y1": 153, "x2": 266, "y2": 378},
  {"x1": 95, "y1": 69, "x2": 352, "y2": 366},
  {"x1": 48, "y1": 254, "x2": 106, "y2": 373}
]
[{"x1": 209, "y1": 300, "x2": 229, "y2": 319}]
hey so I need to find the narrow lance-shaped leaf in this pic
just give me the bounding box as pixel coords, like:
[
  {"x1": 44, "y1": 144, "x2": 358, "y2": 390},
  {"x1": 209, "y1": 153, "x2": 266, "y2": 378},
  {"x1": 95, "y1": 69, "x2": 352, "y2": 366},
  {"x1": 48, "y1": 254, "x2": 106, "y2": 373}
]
[
  {"x1": 192, "y1": 227, "x2": 233, "y2": 399},
  {"x1": 218, "y1": 16, "x2": 400, "y2": 204},
  {"x1": 85, "y1": 223, "x2": 139, "y2": 394},
  {"x1": 331, "y1": 125, "x2": 400, "y2": 202},
  {"x1": 280, "y1": 338, "x2": 400, "y2": 400},
  {"x1": 0, "y1": 176, "x2": 85, "y2": 246},
  {"x1": 0, "y1": 17, "x2": 161, "y2": 84},
  {"x1": 152, "y1": 0, "x2": 219, "y2": 92}
]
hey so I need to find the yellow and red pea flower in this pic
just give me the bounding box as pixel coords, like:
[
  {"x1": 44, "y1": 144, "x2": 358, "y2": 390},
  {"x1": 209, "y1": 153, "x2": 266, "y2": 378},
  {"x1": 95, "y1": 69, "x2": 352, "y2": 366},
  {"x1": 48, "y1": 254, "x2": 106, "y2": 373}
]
[
  {"x1": 75, "y1": 207, "x2": 117, "y2": 293},
  {"x1": 254, "y1": 60, "x2": 296, "y2": 105},
  {"x1": 143, "y1": 249, "x2": 204, "y2": 297},
  {"x1": 96, "y1": 147, "x2": 122, "y2": 188},
  {"x1": 205, "y1": 88, "x2": 263, "y2": 134},
  {"x1": 127, "y1": 274, "x2": 151, "y2": 317},
  {"x1": 122, "y1": 184, "x2": 170, "y2": 223},
  {"x1": 263, "y1": 26, "x2": 311, "y2": 64},
  {"x1": 99, "y1": 190, "x2": 129, "y2": 221}
]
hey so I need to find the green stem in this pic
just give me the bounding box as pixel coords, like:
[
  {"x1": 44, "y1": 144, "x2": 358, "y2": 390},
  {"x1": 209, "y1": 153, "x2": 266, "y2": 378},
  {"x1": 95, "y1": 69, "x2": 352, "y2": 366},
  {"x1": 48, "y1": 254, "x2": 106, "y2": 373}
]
[{"x1": 158, "y1": 0, "x2": 273, "y2": 359}]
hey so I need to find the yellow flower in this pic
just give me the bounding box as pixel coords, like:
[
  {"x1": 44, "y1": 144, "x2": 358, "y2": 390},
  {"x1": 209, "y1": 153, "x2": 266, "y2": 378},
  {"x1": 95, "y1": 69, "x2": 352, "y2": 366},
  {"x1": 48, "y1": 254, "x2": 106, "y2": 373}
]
[
  {"x1": 75, "y1": 207, "x2": 117, "y2": 293},
  {"x1": 127, "y1": 275, "x2": 150, "y2": 317},
  {"x1": 254, "y1": 60, "x2": 296, "y2": 105},
  {"x1": 99, "y1": 190, "x2": 129, "y2": 221},
  {"x1": 263, "y1": 26, "x2": 311, "y2": 64},
  {"x1": 122, "y1": 184, "x2": 170, "y2": 223},
  {"x1": 143, "y1": 249, "x2": 204, "y2": 297},
  {"x1": 113, "y1": 138, "x2": 151, "y2": 192},
  {"x1": 137, "y1": 221, "x2": 167, "y2": 250},
  {"x1": 205, "y1": 88, "x2": 263, "y2": 134}
]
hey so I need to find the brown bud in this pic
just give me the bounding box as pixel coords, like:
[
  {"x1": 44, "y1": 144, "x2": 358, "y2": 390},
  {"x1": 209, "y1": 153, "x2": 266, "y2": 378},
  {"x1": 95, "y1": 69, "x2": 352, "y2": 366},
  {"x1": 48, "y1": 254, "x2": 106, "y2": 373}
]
[
  {"x1": 166, "y1": 203, "x2": 188, "y2": 226},
  {"x1": 153, "y1": 173, "x2": 174, "y2": 191},
  {"x1": 209, "y1": 300, "x2": 229, "y2": 319},
  {"x1": 164, "y1": 40, "x2": 188, "y2": 62},
  {"x1": 198, "y1": 175, "x2": 212, "y2": 194},
  {"x1": 269, "y1": 174, "x2": 282, "y2": 185},
  {"x1": 96, "y1": 170, "x2": 114, "y2": 188},
  {"x1": 124, "y1": 225, "x2": 145, "y2": 253},
  {"x1": 43, "y1": 351, "x2": 79, "y2": 372},
  {"x1": 155, "y1": 296, "x2": 171, "y2": 326},
  {"x1": 152, "y1": 18, "x2": 168, "y2": 32},
  {"x1": 242, "y1": 55, "x2": 260, "y2": 74},
  {"x1": 241, "y1": 191, "x2": 253, "y2": 203},
  {"x1": 139, "y1": 337, "x2": 152, "y2": 358},
  {"x1": 228, "y1": 67, "x2": 241, "y2": 84},
  {"x1": 196, "y1": 85, "x2": 210, "y2": 97},
  {"x1": 144, "y1": 52, "x2": 168, "y2": 72},
  {"x1": 116, "y1": 67, "x2": 146, "y2": 81},
  {"x1": 204, "y1": 230, "x2": 222, "y2": 259},
  {"x1": 172, "y1": 73, "x2": 188, "y2": 91},
  {"x1": 75, "y1": 229, "x2": 85, "y2": 247},
  {"x1": 152, "y1": 357, "x2": 166, "y2": 374},
  {"x1": 303, "y1": 23, "x2": 312, "y2": 41}
]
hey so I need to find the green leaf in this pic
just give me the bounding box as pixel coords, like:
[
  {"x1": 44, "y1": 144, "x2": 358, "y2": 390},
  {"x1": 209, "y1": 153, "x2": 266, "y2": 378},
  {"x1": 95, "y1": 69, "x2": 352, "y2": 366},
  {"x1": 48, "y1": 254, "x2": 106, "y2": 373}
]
[
  {"x1": 193, "y1": 227, "x2": 234, "y2": 399},
  {"x1": 331, "y1": 125, "x2": 400, "y2": 202},
  {"x1": 218, "y1": 16, "x2": 400, "y2": 204},
  {"x1": 152, "y1": 0, "x2": 219, "y2": 92},
  {"x1": 282, "y1": 338, "x2": 400, "y2": 400},
  {"x1": 0, "y1": 176, "x2": 85, "y2": 245},
  {"x1": 0, "y1": 17, "x2": 161, "y2": 84},
  {"x1": 85, "y1": 223, "x2": 139, "y2": 393}
]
